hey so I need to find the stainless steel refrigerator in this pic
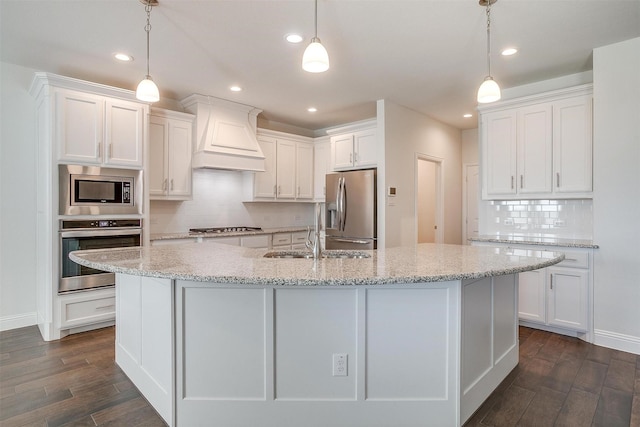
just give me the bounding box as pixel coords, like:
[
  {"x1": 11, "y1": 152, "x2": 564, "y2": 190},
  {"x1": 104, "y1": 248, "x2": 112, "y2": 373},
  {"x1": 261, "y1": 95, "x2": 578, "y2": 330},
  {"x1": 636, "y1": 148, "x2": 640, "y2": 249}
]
[{"x1": 325, "y1": 169, "x2": 377, "y2": 250}]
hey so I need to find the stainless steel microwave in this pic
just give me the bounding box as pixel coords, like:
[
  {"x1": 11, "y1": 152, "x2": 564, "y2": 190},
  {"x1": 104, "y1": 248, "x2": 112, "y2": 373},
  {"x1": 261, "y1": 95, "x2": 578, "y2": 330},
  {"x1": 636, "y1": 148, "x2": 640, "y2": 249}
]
[{"x1": 59, "y1": 164, "x2": 143, "y2": 215}]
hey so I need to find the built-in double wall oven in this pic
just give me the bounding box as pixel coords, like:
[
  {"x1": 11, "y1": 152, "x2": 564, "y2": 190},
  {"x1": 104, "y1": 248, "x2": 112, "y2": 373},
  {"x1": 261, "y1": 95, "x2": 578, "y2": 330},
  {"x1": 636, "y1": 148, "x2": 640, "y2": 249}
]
[{"x1": 58, "y1": 165, "x2": 143, "y2": 294}]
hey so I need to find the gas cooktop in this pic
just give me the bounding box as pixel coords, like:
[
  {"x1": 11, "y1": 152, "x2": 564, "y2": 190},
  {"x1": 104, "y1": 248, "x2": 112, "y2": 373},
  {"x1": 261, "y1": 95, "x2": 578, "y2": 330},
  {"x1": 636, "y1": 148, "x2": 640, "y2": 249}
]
[{"x1": 188, "y1": 226, "x2": 263, "y2": 234}]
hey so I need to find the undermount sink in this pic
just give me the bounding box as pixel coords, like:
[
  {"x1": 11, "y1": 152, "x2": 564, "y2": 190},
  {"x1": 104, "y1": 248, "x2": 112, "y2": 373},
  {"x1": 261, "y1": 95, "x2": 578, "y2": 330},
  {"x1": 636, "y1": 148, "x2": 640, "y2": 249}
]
[{"x1": 263, "y1": 250, "x2": 371, "y2": 259}]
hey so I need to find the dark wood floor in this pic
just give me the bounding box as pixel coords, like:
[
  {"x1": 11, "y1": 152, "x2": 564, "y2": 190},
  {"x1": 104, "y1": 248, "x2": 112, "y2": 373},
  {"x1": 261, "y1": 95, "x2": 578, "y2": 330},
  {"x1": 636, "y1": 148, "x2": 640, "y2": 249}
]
[{"x1": 1, "y1": 326, "x2": 638, "y2": 426}]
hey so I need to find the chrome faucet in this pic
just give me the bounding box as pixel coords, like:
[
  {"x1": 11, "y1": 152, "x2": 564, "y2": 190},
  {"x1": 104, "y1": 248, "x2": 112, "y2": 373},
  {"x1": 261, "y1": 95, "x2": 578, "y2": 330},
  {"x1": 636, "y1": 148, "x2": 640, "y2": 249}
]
[{"x1": 306, "y1": 202, "x2": 322, "y2": 259}]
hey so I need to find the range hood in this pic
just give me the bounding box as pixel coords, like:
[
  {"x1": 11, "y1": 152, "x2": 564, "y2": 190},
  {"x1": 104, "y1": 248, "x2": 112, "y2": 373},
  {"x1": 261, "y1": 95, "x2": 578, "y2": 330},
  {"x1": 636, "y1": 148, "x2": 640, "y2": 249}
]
[{"x1": 181, "y1": 94, "x2": 265, "y2": 171}]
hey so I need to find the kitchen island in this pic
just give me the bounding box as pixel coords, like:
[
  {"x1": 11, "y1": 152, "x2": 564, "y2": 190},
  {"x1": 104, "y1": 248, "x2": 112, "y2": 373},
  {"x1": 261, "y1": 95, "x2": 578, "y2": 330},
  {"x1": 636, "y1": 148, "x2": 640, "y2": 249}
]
[{"x1": 70, "y1": 243, "x2": 564, "y2": 427}]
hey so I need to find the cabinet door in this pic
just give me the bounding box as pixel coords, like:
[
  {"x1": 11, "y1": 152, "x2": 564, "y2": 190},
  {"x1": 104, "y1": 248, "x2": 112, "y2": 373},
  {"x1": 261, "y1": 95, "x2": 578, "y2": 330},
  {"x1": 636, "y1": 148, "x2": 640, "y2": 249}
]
[
  {"x1": 553, "y1": 95, "x2": 593, "y2": 194},
  {"x1": 517, "y1": 104, "x2": 552, "y2": 194},
  {"x1": 104, "y1": 99, "x2": 144, "y2": 167},
  {"x1": 518, "y1": 269, "x2": 546, "y2": 324},
  {"x1": 55, "y1": 90, "x2": 103, "y2": 164},
  {"x1": 148, "y1": 116, "x2": 168, "y2": 197},
  {"x1": 296, "y1": 143, "x2": 314, "y2": 199},
  {"x1": 276, "y1": 140, "x2": 296, "y2": 199},
  {"x1": 354, "y1": 129, "x2": 377, "y2": 168},
  {"x1": 331, "y1": 135, "x2": 354, "y2": 170},
  {"x1": 167, "y1": 118, "x2": 193, "y2": 198},
  {"x1": 254, "y1": 137, "x2": 277, "y2": 198},
  {"x1": 313, "y1": 141, "x2": 330, "y2": 200},
  {"x1": 547, "y1": 267, "x2": 588, "y2": 332},
  {"x1": 482, "y1": 111, "x2": 517, "y2": 197}
]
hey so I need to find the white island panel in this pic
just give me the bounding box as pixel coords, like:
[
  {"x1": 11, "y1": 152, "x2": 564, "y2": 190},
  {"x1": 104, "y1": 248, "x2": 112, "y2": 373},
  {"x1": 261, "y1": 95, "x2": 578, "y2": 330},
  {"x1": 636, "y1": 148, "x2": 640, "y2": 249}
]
[
  {"x1": 275, "y1": 288, "x2": 357, "y2": 400},
  {"x1": 180, "y1": 285, "x2": 266, "y2": 400}
]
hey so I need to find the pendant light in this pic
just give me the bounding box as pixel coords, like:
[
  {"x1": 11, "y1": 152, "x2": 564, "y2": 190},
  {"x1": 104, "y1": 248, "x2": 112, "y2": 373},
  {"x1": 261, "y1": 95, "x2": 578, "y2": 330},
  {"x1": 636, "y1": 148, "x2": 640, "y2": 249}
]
[
  {"x1": 136, "y1": 0, "x2": 160, "y2": 103},
  {"x1": 302, "y1": 0, "x2": 329, "y2": 73},
  {"x1": 477, "y1": 0, "x2": 501, "y2": 103}
]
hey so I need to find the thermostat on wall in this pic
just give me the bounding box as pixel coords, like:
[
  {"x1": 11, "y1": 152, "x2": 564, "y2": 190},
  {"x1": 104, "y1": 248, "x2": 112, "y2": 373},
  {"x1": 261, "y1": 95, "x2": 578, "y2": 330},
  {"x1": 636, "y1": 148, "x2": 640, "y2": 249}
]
[{"x1": 387, "y1": 187, "x2": 397, "y2": 197}]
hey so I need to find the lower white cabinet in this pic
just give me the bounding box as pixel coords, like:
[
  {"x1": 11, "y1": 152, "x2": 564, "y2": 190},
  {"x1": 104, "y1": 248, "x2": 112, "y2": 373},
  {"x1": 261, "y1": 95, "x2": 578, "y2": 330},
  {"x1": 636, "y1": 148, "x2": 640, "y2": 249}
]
[
  {"x1": 471, "y1": 242, "x2": 592, "y2": 337},
  {"x1": 59, "y1": 288, "x2": 116, "y2": 329}
]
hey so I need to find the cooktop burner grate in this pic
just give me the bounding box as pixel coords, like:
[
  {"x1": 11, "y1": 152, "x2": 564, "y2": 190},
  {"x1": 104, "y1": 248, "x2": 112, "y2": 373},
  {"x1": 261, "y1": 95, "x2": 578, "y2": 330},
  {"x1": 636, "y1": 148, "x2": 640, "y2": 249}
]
[{"x1": 189, "y1": 226, "x2": 263, "y2": 234}]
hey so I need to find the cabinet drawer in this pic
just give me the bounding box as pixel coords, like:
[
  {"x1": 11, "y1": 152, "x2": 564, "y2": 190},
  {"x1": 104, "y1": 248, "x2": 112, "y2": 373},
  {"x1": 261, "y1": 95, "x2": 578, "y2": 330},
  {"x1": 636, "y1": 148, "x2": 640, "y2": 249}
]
[
  {"x1": 241, "y1": 235, "x2": 271, "y2": 248},
  {"x1": 557, "y1": 250, "x2": 589, "y2": 269},
  {"x1": 291, "y1": 231, "x2": 308, "y2": 245},
  {"x1": 60, "y1": 293, "x2": 115, "y2": 328},
  {"x1": 272, "y1": 233, "x2": 292, "y2": 246}
]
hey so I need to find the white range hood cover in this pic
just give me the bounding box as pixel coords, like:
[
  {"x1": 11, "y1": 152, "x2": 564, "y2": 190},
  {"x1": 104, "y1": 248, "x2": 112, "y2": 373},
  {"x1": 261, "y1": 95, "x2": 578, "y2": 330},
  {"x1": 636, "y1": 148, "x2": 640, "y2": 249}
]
[{"x1": 181, "y1": 94, "x2": 265, "y2": 171}]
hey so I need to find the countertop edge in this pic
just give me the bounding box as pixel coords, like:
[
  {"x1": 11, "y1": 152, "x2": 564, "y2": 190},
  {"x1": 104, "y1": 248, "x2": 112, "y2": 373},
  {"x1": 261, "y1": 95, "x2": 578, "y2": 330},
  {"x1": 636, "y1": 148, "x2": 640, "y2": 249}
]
[
  {"x1": 150, "y1": 227, "x2": 310, "y2": 241},
  {"x1": 469, "y1": 236, "x2": 599, "y2": 249}
]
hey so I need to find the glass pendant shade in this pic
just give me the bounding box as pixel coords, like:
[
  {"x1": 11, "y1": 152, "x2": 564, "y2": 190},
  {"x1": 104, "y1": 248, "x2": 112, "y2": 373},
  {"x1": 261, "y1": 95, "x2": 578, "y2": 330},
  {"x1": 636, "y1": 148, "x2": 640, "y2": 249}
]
[
  {"x1": 136, "y1": 76, "x2": 160, "y2": 102},
  {"x1": 477, "y1": 76, "x2": 501, "y2": 104},
  {"x1": 302, "y1": 38, "x2": 329, "y2": 73}
]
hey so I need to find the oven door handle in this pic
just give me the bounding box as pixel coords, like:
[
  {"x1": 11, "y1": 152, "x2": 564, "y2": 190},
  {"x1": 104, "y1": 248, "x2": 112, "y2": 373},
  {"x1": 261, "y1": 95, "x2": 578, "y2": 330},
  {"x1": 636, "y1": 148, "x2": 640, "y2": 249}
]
[{"x1": 60, "y1": 229, "x2": 142, "y2": 238}]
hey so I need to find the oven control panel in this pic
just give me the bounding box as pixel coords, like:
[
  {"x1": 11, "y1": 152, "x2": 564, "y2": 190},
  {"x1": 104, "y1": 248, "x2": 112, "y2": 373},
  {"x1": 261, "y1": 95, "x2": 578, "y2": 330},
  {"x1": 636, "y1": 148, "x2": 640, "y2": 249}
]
[{"x1": 60, "y1": 219, "x2": 142, "y2": 230}]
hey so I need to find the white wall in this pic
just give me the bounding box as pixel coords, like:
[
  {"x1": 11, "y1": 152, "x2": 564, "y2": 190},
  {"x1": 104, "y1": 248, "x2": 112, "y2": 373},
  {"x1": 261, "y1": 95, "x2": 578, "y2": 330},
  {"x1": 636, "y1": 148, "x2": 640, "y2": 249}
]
[
  {"x1": 380, "y1": 100, "x2": 462, "y2": 247},
  {"x1": 592, "y1": 37, "x2": 640, "y2": 354},
  {"x1": 0, "y1": 61, "x2": 38, "y2": 330},
  {"x1": 461, "y1": 128, "x2": 479, "y2": 165}
]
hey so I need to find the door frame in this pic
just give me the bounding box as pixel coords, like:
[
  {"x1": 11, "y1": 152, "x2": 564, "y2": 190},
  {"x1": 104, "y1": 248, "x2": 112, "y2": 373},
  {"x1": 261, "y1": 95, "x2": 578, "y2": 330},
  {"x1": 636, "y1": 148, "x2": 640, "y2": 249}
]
[
  {"x1": 462, "y1": 163, "x2": 479, "y2": 245},
  {"x1": 414, "y1": 153, "x2": 444, "y2": 244}
]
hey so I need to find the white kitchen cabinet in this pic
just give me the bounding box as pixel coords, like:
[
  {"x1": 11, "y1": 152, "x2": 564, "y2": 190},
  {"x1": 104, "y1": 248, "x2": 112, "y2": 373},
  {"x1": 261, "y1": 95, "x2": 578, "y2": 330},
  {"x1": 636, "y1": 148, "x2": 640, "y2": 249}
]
[
  {"x1": 55, "y1": 88, "x2": 145, "y2": 168},
  {"x1": 253, "y1": 130, "x2": 314, "y2": 201},
  {"x1": 517, "y1": 269, "x2": 546, "y2": 323},
  {"x1": 241, "y1": 235, "x2": 271, "y2": 249},
  {"x1": 272, "y1": 232, "x2": 293, "y2": 248},
  {"x1": 149, "y1": 109, "x2": 194, "y2": 200},
  {"x1": 296, "y1": 142, "x2": 314, "y2": 199},
  {"x1": 313, "y1": 139, "x2": 330, "y2": 201},
  {"x1": 330, "y1": 126, "x2": 377, "y2": 171},
  {"x1": 552, "y1": 95, "x2": 593, "y2": 194},
  {"x1": 59, "y1": 288, "x2": 116, "y2": 329},
  {"x1": 479, "y1": 84, "x2": 592, "y2": 200},
  {"x1": 547, "y1": 267, "x2": 589, "y2": 331}
]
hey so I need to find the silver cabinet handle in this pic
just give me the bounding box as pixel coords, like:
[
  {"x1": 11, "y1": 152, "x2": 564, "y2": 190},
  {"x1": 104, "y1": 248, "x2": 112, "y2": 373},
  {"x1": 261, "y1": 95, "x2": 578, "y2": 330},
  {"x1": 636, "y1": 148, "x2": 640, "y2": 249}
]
[
  {"x1": 171, "y1": 179, "x2": 174, "y2": 191},
  {"x1": 278, "y1": 185, "x2": 281, "y2": 195},
  {"x1": 95, "y1": 304, "x2": 115, "y2": 310},
  {"x1": 97, "y1": 142, "x2": 102, "y2": 158},
  {"x1": 354, "y1": 152, "x2": 358, "y2": 164},
  {"x1": 520, "y1": 175, "x2": 523, "y2": 189},
  {"x1": 550, "y1": 274, "x2": 553, "y2": 290},
  {"x1": 350, "y1": 152, "x2": 353, "y2": 164},
  {"x1": 511, "y1": 176, "x2": 514, "y2": 189},
  {"x1": 273, "y1": 185, "x2": 277, "y2": 196},
  {"x1": 556, "y1": 173, "x2": 560, "y2": 187},
  {"x1": 297, "y1": 186, "x2": 300, "y2": 196},
  {"x1": 163, "y1": 178, "x2": 167, "y2": 190},
  {"x1": 109, "y1": 143, "x2": 113, "y2": 159}
]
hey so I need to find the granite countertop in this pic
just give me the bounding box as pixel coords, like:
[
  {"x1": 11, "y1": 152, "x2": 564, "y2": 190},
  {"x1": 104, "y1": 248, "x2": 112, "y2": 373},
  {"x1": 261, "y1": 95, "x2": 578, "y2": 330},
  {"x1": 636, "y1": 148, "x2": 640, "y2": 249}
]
[
  {"x1": 469, "y1": 234, "x2": 599, "y2": 249},
  {"x1": 149, "y1": 227, "x2": 309, "y2": 241},
  {"x1": 70, "y1": 243, "x2": 564, "y2": 286}
]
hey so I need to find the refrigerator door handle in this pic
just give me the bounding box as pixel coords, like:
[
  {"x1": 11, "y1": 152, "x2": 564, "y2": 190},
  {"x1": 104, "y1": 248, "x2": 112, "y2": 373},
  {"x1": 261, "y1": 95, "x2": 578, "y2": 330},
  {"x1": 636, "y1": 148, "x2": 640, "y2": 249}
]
[
  {"x1": 337, "y1": 177, "x2": 345, "y2": 231},
  {"x1": 341, "y1": 179, "x2": 347, "y2": 231}
]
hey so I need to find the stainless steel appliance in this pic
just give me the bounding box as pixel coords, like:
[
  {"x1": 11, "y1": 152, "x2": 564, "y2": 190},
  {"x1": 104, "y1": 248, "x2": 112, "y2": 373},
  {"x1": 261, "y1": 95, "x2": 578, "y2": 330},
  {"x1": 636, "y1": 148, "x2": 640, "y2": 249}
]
[
  {"x1": 59, "y1": 164, "x2": 142, "y2": 215},
  {"x1": 325, "y1": 169, "x2": 377, "y2": 250},
  {"x1": 59, "y1": 219, "x2": 142, "y2": 293}
]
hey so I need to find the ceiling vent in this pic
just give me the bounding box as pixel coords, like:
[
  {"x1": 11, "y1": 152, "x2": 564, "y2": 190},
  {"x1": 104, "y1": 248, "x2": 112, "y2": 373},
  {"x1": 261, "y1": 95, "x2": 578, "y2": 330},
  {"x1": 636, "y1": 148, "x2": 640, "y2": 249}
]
[{"x1": 181, "y1": 94, "x2": 265, "y2": 171}]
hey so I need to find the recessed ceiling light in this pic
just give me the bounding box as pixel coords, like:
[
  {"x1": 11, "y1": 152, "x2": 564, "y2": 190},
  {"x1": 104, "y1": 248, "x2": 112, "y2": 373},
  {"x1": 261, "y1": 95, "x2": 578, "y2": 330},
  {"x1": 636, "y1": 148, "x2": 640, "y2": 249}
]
[
  {"x1": 307, "y1": 107, "x2": 317, "y2": 113},
  {"x1": 285, "y1": 33, "x2": 303, "y2": 43},
  {"x1": 114, "y1": 53, "x2": 133, "y2": 62},
  {"x1": 501, "y1": 48, "x2": 518, "y2": 56},
  {"x1": 229, "y1": 86, "x2": 242, "y2": 92},
  {"x1": 463, "y1": 113, "x2": 473, "y2": 118}
]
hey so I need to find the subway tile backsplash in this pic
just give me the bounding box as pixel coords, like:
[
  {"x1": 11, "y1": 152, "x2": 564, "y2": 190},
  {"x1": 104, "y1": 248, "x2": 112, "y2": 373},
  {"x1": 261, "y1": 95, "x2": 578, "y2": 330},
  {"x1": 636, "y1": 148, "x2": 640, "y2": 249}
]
[
  {"x1": 479, "y1": 199, "x2": 593, "y2": 239},
  {"x1": 149, "y1": 169, "x2": 315, "y2": 234}
]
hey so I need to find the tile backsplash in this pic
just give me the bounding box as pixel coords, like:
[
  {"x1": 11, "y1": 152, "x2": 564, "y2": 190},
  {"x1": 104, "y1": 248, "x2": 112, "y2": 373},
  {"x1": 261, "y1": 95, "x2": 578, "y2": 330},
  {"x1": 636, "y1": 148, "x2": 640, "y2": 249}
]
[
  {"x1": 479, "y1": 199, "x2": 593, "y2": 239},
  {"x1": 149, "y1": 169, "x2": 315, "y2": 234}
]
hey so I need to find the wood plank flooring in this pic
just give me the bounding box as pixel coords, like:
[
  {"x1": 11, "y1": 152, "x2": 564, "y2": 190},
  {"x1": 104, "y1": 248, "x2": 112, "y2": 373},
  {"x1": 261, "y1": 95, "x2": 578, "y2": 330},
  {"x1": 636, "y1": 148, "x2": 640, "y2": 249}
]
[{"x1": 1, "y1": 325, "x2": 639, "y2": 426}]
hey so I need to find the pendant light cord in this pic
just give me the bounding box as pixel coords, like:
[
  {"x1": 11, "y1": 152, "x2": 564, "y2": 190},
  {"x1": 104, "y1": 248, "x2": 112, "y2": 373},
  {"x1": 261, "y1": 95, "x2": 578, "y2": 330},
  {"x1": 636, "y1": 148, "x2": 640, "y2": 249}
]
[
  {"x1": 145, "y1": 2, "x2": 152, "y2": 77},
  {"x1": 313, "y1": 0, "x2": 319, "y2": 41},
  {"x1": 486, "y1": 1, "x2": 492, "y2": 77}
]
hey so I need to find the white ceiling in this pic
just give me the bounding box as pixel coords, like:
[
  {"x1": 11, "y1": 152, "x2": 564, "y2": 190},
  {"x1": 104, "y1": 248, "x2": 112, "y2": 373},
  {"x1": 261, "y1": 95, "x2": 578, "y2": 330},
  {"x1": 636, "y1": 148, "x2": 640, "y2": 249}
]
[{"x1": 2, "y1": 0, "x2": 639, "y2": 132}]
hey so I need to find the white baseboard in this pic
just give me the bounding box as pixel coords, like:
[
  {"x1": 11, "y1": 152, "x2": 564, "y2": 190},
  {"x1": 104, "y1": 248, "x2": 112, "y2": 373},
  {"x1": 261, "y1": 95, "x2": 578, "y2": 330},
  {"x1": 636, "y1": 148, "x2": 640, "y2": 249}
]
[
  {"x1": 594, "y1": 329, "x2": 640, "y2": 356},
  {"x1": 0, "y1": 312, "x2": 37, "y2": 331}
]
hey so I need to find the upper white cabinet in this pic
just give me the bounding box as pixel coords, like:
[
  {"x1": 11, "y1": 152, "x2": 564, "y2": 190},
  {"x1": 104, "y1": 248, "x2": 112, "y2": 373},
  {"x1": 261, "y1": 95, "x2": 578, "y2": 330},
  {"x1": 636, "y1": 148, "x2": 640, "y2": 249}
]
[
  {"x1": 327, "y1": 120, "x2": 377, "y2": 171},
  {"x1": 480, "y1": 84, "x2": 592, "y2": 200},
  {"x1": 149, "y1": 109, "x2": 195, "y2": 200},
  {"x1": 313, "y1": 138, "x2": 330, "y2": 201},
  {"x1": 55, "y1": 88, "x2": 145, "y2": 168},
  {"x1": 252, "y1": 130, "x2": 314, "y2": 201}
]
